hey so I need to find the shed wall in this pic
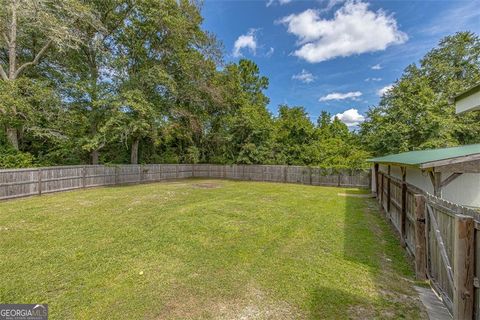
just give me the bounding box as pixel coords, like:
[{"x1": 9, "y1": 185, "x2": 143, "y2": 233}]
[
  {"x1": 456, "y1": 90, "x2": 480, "y2": 113},
  {"x1": 377, "y1": 164, "x2": 480, "y2": 208}
]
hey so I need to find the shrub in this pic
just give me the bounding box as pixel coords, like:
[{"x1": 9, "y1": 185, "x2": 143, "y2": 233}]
[{"x1": 0, "y1": 147, "x2": 36, "y2": 169}]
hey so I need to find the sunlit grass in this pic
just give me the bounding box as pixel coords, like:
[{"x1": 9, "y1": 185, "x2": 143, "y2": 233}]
[{"x1": 0, "y1": 179, "x2": 425, "y2": 319}]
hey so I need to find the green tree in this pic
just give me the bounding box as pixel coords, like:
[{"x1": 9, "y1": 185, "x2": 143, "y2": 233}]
[
  {"x1": 274, "y1": 105, "x2": 315, "y2": 165},
  {"x1": 0, "y1": 0, "x2": 98, "y2": 150},
  {"x1": 316, "y1": 110, "x2": 332, "y2": 138},
  {"x1": 101, "y1": 90, "x2": 158, "y2": 164},
  {"x1": 360, "y1": 32, "x2": 480, "y2": 155},
  {"x1": 304, "y1": 112, "x2": 370, "y2": 169},
  {"x1": 58, "y1": 0, "x2": 130, "y2": 164},
  {"x1": 115, "y1": 0, "x2": 221, "y2": 163},
  {"x1": 221, "y1": 59, "x2": 274, "y2": 164}
]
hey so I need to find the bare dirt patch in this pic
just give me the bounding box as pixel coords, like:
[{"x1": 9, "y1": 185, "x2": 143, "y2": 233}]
[
  {"x1": 214, "y1": 286, "x2": 304, "y2": 320},
  {"x1": 337, "y1": 193, "x2": 373, "y2": 198},
  {"x1": 156, "y1": 285, "x2": 304, "y2": 320},
  {"x1": 193, "y1": 182, "x2": 223, "y2": 189},
  {"x1": 348, "y1": 305, "x2": 377, "y2": 320}
]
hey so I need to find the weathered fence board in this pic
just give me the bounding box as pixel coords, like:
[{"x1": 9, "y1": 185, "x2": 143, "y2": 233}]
[
  {"x1": 0, "y1": 164, "x2": 370, "y2": 200},
  {"x1": 377, "y1": 168, "x2": 480, "y2": 318}
]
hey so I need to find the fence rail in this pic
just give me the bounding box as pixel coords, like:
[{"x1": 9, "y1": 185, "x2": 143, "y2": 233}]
[
  {"x1": 0, "y1": 164, "x2": 370, "y2": 200},
  {"x1": 375, "y1": 169, "x2": 480, "y2": 319}
]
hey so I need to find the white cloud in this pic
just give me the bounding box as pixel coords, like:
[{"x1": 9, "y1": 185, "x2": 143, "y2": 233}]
[
  {"x1": 292, "y1": 69, "x2": 316, "y2": 83},
  {"x1": 279, "y1": 1, "x2": 407, "y2": 63},
  {"x1": 377, "y1": 84, "x2": 393, "y2": 96},
  {"x1": 365, "y1": 77, "x2": 382, "y2": 81},
  {"x1": 321, "y1": 0, "x2": 346, "y2": 12},
  {"x1": 334, "y1": 108, "x2": 365, "y2": 127},
  {"x1": 319, "y1": 91, "x2": 362, "y2": 101},
  {"x1": 266, "y1": 47, "x2": 275, "y2": 57},
  {"x1": 233, "y1": 30, "x2": 257, "y2": 57},
  {"x1": 266, "y1": 0, "x2": 292, "y2": 7},
  {"x1": 371, "y1": 64, "x2": 382, "y2": 70}
]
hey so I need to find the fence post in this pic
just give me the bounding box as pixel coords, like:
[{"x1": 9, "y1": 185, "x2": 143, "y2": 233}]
[
  {"x1": 387, "y1": 166, "x2": 391, "y2": 212},
  {"x1": 368, "y1": 168, "x2": 372, "y2": 190},
  {"x1": 82, "y1": 165, "x2": 86, "y2": 188},
  {"x1": 380, "y1": 173, "x2": 384, "y2": 206},
  {"x1": 114, "y1": 166, "x2": 119, "y2": 185},
  {"x1": 283, "y1": 166, "x2": 287, "y2": 183},
  {"x1": 139, "y1": 165, "x2": 144, "y2": 182},
  {"x1": 414, "y1": 194, "x2": 427, "y2": 280},
  {"x1": 337, "y1": 172, "x2": 341, "y2": 187},
  {"x1": 38, "y1": 168, "x2": 42, "y2": 195},
  {"x1": 400, "y1": 167, "x2": 407, "y2": 247},
  {"x1": 453, "y1": 214, "x2": 474, "y2": 320},
  {"x1": 309, "y1": 167, "x2": 312, "y2": 185}
]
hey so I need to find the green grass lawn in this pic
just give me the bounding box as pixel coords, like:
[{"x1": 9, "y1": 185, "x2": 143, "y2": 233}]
[{"x1": 0, "y1": 179, "x2": 426, "y2": 319}]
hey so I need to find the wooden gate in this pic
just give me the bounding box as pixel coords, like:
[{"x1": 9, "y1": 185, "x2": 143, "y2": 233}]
[
  {"x1": 375, "y1": 168, "x2": 480, "y2": 319},
  {"x1": 423, "y1": 196, "x2": 477, "y2": 319},
  {"x1": 425, "y1": 200, "x2": 455, "y2": 312}
]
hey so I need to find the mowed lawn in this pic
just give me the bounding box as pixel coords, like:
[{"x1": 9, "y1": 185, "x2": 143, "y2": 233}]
[{"x1": 0, "y1": 179, "x2": 426, "y2": 319}]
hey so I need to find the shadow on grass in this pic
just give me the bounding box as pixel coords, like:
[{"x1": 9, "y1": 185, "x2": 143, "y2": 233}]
[
  {"x1": 343, "y1": 188, "x2": 414, "y2": 273},
  {"x1": 340, "y1": 187, "x2": 422, "y2": 318},
  {"x1": 309, "y1": 286, "x2": 372, "y2": 319},
  {"x1": 343, "y1": 190, "x2": 383, "y2": 270}
]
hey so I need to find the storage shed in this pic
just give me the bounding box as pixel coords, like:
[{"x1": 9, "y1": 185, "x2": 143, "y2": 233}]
[{"x1": 368, "y1": 144, "x2": 480, "y2": 208}]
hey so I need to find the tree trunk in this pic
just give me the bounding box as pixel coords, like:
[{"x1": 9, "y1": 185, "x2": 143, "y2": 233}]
[
  {"x1": 8, "y1": 1, "x2": 17, "y2": 79},
  {"x1": 1, "y1": 0, "x2": 52, "y2": 151},
  {"x1": 88, "y1": 54, "x2": 101, "y2": 166},
  {"x1": 5, "y1": 1, "x2": 19, "y2": 150},
  {"x1": 91, "y1": 150, "x2": 99, "y2": 165},
  {"x1": 131, "y1": 138, "x2": 139, "y2": 164},
  {"x1": 6, "y1": 127, "x2": 19, "y2": 150}
]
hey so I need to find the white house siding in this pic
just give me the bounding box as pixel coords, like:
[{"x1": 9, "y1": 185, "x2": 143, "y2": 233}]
[
  {"x1": 375, "y1": 164, "x2": 480, "y2": 208},
  {"x1": 456, "y1": 89, "x2": 480, "y2": 113},
  {"x1": 443, "y1": 174, "x2": 480, "y2": 208}
]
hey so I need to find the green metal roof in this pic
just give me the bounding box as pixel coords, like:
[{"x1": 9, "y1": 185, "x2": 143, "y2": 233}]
[{"x1": 367, "y1": 144, "x2": 480, "y2": 167}]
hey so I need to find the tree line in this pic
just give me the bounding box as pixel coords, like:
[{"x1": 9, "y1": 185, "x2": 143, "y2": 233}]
[
  {"x1": 0, "y1": 0, "x2": 479, "y2": 169},
  {"x1": 360, "y1": 32, "x2": 480, "y2": 155}
]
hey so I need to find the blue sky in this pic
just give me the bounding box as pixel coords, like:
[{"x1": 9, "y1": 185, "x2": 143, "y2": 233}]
[{"x1": 202, "y1": 0, "x2": 479, "y2": 127}]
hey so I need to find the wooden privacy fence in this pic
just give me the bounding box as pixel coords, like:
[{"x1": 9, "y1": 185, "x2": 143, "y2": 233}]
[
  {"x1": 376, "y1": 169, "x2": 480, "y2": 319},
  {"x1": 0, "y1": 164, "x2": 370, "y2": 200}
]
